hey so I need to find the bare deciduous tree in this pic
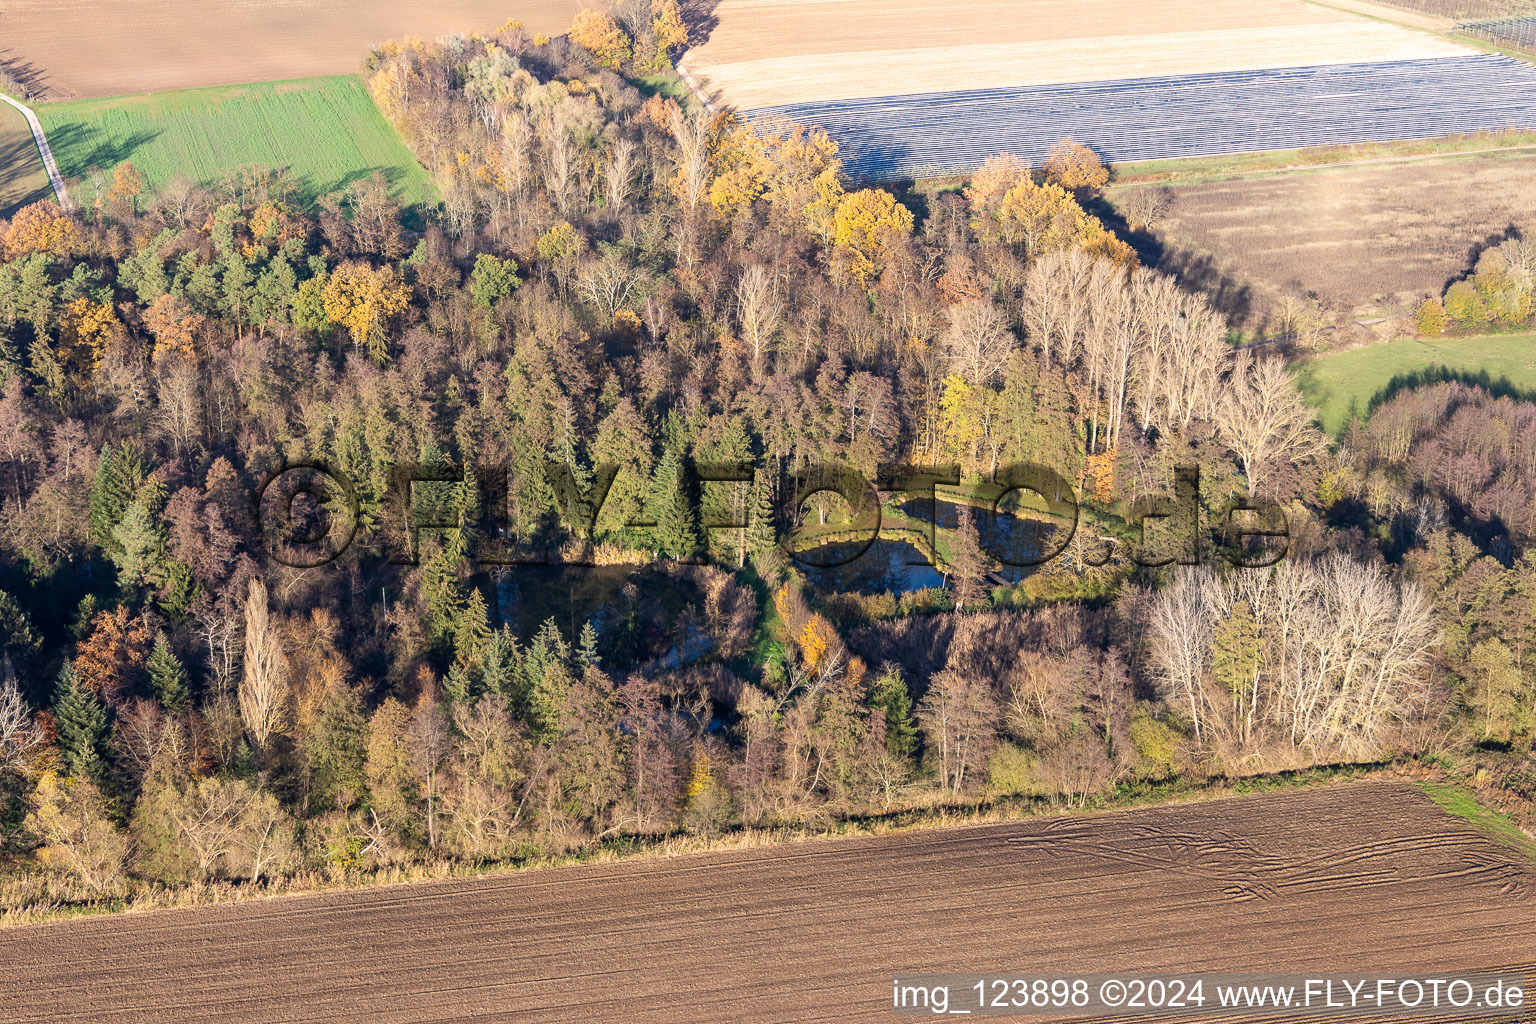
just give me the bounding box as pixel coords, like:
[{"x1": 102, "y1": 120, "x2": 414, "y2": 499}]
[
  {"x1": 942, "y1": 298, "x2": 1015, "y2": 385},
  {"x1": 1144, "y1": 558, "x2": 1438, "y2": 758},
  {"x1": 240, "y1": 579, "x2": 288, "y2": 754},
  {"x1": 605, "y1": 136, "x2": 637, "y2": 215},
  {"x1": 1217, "y1": 353, "x2": 1327, "y2": 491},
  {"x1": 0, "y1": 676, "x2": 43, "y2": 776},
  {"x1": 735, "y1": 264, "x2": 784, "y2": 375},
  {"x1": 669, "y1": 109, "x2": 709, "y2": 213},
  {"x1": 916, "y1": 670, "x2": 998, "y2": 793},
  {"x1": 577, "y1": 249, "x2": 639, "y2": 321},
  {"x1": 1147, "y1": 569, "x2": 1216, "y2": 742},
  {"x1": 408, "y1": 698, "x2": 452, "y2": 849},
  {"x1": 1118, "y1": 185, "x2": 1173, "y2": 232}
]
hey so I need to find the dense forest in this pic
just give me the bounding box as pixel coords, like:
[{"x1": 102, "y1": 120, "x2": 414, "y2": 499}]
[{"x1": 0, "y1": 16, "x2": 1531, "y2": 910}]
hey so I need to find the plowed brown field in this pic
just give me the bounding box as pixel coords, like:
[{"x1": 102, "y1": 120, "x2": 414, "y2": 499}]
[
  {"x1": 0, "y1": 0, "x2": 578, "y2": 100},
  {"x1": 0, "y1": 782, "x2": 1531, "y2": 1023}
]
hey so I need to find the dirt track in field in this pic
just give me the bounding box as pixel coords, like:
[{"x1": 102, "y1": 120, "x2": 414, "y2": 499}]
[
  {"x1": 1118, "y1": 149, "x2": 1536, "y2": 321},
  {"x1": 0, "y1": 781, "x2": 1532, "y2": 1023},
  {"x1": 681, "y1": 0, "x2": 1473, "y2": 109},
  {"x1": 0, "y1": 0, "x2": 577, "y2": 100}
]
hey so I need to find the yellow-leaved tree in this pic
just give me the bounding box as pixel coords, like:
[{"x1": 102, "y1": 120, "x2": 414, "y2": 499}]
[
  {"x1": 322, "y1": 261, "x2": 410, "y2": 362},
  {"x1": 992, "y1": 179, "x2": 1136, "y2": 266},
  {"x1": 706, "y1": 114, "x2": 772, "y2": 219},
  {"x1": 830, "y1": 188, "x2": 913, "y2": 287},
  {"x1": 938, "y1": 373, "x2": 992, "y2": 470},
  {"x1": 569, "y1": 9, "x2": 632, "y2": 70},
  {"x1": 651, "y1": 0, "x2": 689, "y2": 68},
  {"x1": 60, "y1": 298, "x2": 120, "y2": 373},
  {"x1": 761, "y1": 124, "x2": 842, "y2": 232}
]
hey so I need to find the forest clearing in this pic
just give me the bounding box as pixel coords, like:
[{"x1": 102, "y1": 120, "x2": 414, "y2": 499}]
[
  {"x1": 1296, "y1": 332, "x2": 1536, "y2": 433},
  {"x1": 0, "y1": 782, "x2": 1530, "y2": 1023}
]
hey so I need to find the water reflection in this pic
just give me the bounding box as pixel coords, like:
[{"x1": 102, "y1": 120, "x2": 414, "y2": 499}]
[
  {"x1": 799, "y1": 538, "x2": 945, "y2": 595},
  {"x1": 495, "y1": 564, "x2": 636, "y2": 640},
  {"x1": 899, "y1": 497, "x2": 1060, "y2": 583}
]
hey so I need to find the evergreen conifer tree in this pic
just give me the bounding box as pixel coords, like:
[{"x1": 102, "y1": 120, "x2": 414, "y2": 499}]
[
  {"x1": 54, "y1": 665, "x2": 108, "y2": 782},
  {"x1": 146, "y1": 631, "x2": 191, "y2": 713},
  {"x1": 871, "y1": 669, "x2": 918, "y2": 761},
  {"x1": 88, "y1": 442, "x2": 146, "y2": 551},
  {"x1": 747, "y1": 474, "x2": 778, "y2": 559},
  {"x1": 652, "y1": 445, "x2": 701, "y2": 560},
  {"x1": 577, "y1": 620, "x2": 600, "y2": 669}
]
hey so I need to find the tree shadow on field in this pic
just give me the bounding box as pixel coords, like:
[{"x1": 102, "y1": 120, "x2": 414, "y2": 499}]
[
  {"x1": 1083, "y1": 193, "x2": 1254, "y2": 325},
  {"x1": 1446, "y1": 222, "x2": 1523, "y2": 293},
  {"x1": 1083, "y1": 194, "x2": 1162, "y2": 262},
  {"x1": 1368, "y1": 365, "x2": 1536, "y2": 418},
  {"x1": 39, "y1": 121, "x2": 161, "y2": 179},
  {"x1": 1152, "y1": 246, "x2": 1255, "y2": 327},
  {"x1": 680, "y1": 0, "x2": 723, "y2": 47},
  {"x1": 302, "y1": 163, "x2": 436, "y2": 229},
  {"x1": 0, "y1": 50, "x2": 52, "y2": 100},
  {"x1": 0, "y1": 133, "x2": 54, "y2": 217}
]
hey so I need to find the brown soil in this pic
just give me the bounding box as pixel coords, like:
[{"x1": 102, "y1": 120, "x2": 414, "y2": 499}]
[
  {"x1": 0, "y1": 0, "x2": 578, "y2": 101},
  {"x1": 1117, "y1": 149, "x2": 1536, "y2": 323},
  {"x1": 0, "y1": 781, "x2": 1530, "y2": 1022},
  {"x1": 681, "y1": 0, "x2": 1471, "y2": 109}
]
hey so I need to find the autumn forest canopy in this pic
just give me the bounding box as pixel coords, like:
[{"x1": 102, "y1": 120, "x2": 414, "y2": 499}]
[{"x1": 0, "y1": 13, "x2": 1531, "y2": 912}]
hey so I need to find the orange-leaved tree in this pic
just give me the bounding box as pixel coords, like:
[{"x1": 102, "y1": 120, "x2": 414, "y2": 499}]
[
  {"x1": 143, "y1": 293, "x2": 207, "y2": 361},
  {"x1": 3, "y1": 200, "x2": 80, "y2": 259},
  {"x1": 569, "y1": 9, "x2": 632, "y2": 70},
  {"x1": 74, "y1": 606, "x2": 152, "y2": 708},
  {"x1": 1043, "y1": 137, "x2": 1109, "y2": 192}
]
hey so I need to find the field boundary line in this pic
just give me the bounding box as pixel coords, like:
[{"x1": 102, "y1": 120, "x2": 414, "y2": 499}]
[
  {"x1": 674, "y1": 62, "x2": 718, "y2": 113},
  {"x1": 1299, "y1": 0, "x2": 1454, "y2": 34},
  {"x1": 0, "y1": 93, "x2": 71, "y2": 212},
  {"x1": 1111, "y1": 141, "x2": 1536, "y2": 186}
]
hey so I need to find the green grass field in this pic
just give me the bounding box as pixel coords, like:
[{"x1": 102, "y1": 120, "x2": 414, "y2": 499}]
[
  {"x1": 1295, "y1": 332, "x2": 1536, "y2": 434},
  {"x1": 35, "y1": 76, "x2": 435, "y2": 210}
]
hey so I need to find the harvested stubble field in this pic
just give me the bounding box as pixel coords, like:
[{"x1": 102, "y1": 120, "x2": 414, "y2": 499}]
[
  {"x1": 1114, "y1": 149, "x2": 1536, "y2": 324},
  {"x1": 0, "y1": 0, "x2": 578, "y2": 100},
  {"x1": 682, "y1": 0, "x2": 1474, "y2": 109},
  {"x1": 0, "y1": 781, "x2": 1531, "y2": 1023}
]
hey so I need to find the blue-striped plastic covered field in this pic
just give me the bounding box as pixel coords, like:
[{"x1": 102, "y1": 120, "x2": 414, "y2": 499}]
[{"x1": 747, "y1": 55, "x2": 1536, "y2": 181}]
